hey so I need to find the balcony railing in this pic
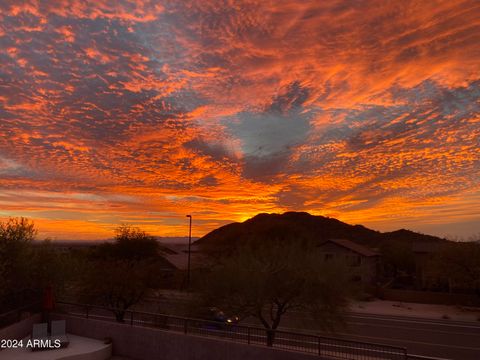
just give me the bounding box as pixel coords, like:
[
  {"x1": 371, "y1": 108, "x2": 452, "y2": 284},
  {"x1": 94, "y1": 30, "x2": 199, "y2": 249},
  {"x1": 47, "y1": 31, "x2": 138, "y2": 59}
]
[
  {"x1": 0, "y1": 301, "x2": 41, "y2": 328},
  {"x1": 56, "y1": 301, "x2": 408, "y2": 360}
]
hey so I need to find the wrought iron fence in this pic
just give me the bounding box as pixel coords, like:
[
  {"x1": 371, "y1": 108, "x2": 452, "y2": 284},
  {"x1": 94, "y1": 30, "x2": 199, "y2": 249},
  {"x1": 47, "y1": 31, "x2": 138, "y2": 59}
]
[{"x1": 56, "y1": 301, "x2": 408, "y2": 360}]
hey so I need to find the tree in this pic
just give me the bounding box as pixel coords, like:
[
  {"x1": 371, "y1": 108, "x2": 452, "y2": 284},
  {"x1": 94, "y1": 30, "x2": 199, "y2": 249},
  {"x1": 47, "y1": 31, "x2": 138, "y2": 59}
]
[
  {"x1": 426, "y1": 241, "x2": 480, "y2": 295},
  {"x1": 379, "y1": 240, "x2": 415, "y2": 285},
  {"x1": 79, "y1": 225, "x2": 171, "y2": 322},
  {"x1": 98, "y1": 225, "x2": 162, "y2": 260},
  {"x1": 0, "y1": 218, "x2": 37, "y2": 307},
  {"x1": 196, "y1": 241, "x2": 353, "y2": 346},
  {"x1": 31, "y1": 239, "x2": 73, "y2": 295}
]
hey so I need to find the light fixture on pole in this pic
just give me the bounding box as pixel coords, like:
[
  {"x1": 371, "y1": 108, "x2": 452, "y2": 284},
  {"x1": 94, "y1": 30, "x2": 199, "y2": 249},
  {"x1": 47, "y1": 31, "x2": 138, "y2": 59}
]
[{"x1": 186, "y1": 214, "x2": 192, "y2": 287}]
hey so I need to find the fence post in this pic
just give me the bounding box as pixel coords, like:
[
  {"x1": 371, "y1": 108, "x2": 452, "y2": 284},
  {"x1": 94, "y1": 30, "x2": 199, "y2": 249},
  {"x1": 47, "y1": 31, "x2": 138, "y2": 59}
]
[
  {"x1": 247, "y1": 327, "x2": 251, "y2": 344},
  {"x1": 130, "y1": 311, "x2": 134, "y2": 326},
  {"x1": 184, "y1": 319, "x2": 188, "y2": 334},
  {"x1": 318, "y1": 337, "x2": 321, "y2": 356},
  {"x1": 86, "y1": 307, "x2": 89, "y2": 319}
]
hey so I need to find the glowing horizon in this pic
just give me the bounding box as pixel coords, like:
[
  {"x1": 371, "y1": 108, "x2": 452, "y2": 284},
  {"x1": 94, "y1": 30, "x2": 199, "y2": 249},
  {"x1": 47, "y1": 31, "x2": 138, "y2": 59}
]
[{"x1": 1, "y1": 1, "x2": 479, "y2": 240}]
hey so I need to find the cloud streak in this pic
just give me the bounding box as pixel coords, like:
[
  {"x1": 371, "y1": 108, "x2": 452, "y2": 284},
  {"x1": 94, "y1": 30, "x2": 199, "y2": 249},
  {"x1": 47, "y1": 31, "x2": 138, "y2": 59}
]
[{"x1": 0, "y1": 0, "x2": 479, "y2": 239}]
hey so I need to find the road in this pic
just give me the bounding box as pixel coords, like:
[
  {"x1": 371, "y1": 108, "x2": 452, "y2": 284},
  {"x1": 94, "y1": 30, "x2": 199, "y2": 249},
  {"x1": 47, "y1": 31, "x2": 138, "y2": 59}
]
[
  {"x1": 346, "y1": 313, "x2": 480, "y2": 360},
  {"x1": 263, "y1": 311, "x2": 480, "y2": 360},
  {"x1": 136, "y1": 297, "x2": 480, "y2": 359}
]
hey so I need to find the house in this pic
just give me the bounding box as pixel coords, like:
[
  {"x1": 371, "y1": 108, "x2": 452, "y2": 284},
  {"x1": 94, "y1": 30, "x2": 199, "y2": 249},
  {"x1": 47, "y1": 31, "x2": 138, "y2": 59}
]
[{"x1": 317, "y1": 239, "x2": 380, "y2": 284}]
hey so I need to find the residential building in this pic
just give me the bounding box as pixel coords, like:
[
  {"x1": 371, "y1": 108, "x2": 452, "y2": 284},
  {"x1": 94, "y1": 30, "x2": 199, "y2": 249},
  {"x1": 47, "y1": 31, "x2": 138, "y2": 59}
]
[{"x1": 317, "y1": 238, "x2": 380, "y2": 284}]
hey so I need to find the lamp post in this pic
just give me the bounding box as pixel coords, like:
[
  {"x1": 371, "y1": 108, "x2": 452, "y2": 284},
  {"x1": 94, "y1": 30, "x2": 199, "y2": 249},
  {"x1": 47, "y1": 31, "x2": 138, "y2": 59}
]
[{"x1": 186, "y1": 214, "x2": 192, "y2": 287}]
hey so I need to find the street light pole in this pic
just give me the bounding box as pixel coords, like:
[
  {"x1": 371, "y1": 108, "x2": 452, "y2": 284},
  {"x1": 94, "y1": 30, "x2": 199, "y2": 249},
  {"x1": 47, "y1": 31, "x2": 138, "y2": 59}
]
[{"x1": 186, "y1": 214, "x2": 192, "y2": 287}]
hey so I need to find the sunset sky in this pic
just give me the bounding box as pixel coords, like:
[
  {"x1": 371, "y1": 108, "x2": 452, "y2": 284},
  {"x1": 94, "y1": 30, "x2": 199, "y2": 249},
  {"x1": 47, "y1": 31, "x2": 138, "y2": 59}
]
[{"x1": 1, "y1": 0, "x2": 479, "y2": 240}]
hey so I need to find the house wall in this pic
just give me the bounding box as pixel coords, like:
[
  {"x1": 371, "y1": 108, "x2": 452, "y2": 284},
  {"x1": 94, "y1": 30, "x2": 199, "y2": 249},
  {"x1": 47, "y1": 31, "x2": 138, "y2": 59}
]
[
  {"x1": 317, "y1": 242, "x2": 378, "y2": 284},
  {"x1": 363, "y1": 257, "x2": 379, "y2": 284},
  {"x1": 52, "y1": 314, "x2": 326, "y2": 360}
]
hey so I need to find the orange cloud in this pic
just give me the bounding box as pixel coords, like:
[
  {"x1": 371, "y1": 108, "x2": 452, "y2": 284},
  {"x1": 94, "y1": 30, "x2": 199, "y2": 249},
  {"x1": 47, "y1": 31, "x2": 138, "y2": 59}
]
[{"x1": 0, "y1": 0, "x2": 479, "y2": 239}]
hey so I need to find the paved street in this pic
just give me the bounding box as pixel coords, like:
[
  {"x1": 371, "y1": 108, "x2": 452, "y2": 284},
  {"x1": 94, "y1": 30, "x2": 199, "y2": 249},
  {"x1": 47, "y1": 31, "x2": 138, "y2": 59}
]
[
  {"x1": 143, "y1": 295, "x2": 480, "y2": 360},
  {"x1": 268, "y1": 311, "x2": 480, "y2": 360},
  {"x1": 118, "y1": 296, "x2": 480, "y2": 359},
  {"x1": 60, "y1": 296, "x2": 480, "y2": 360}
]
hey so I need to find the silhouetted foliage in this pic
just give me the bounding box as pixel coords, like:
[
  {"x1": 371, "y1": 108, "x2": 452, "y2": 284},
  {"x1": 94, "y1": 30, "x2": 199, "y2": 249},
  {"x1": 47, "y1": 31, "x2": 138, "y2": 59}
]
[
  {"x1": 0, "y1": 218, "x2": 37, "y2": 307},
  {"x1": 379, "y1": 240, "x2": 416, "y2": 284},
  {"x1": 31, "y1": 239, "x2": 75, "y2": 296},
  {"x1": 95, "y1": 225, "x2": 161, "y2": 261},
  {"x1": 79, "y1": 225, "x2": 173, "y2": 322},
  {"x1": 426, "y1": 241, "x2": 480, "y2": 295},
  {"x1": 0, "y1": 218, "x2": 83, "y2": 313},
  {"x1": 195, "y1": 241, "x2": 354, "y2": 346}
]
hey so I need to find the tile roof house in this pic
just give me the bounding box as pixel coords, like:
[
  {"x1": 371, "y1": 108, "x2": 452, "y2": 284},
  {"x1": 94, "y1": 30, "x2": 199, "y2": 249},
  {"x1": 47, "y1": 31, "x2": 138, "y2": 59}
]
[{"x1": 317, "y1": 239, "x2": 380, "y2": 284}]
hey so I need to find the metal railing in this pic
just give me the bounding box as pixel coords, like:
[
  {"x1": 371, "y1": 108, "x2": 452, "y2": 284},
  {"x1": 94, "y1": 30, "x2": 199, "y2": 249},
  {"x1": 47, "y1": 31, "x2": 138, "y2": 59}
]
[
  {"x1": 0, "y1": 301, "x2": 42, "y2": 328},
  {"x1": 56, "y1": 301, "x2": 407, "y2": 360},
  {"x1": 407, "y1": 356, "x2": 450, "y2": 360}
]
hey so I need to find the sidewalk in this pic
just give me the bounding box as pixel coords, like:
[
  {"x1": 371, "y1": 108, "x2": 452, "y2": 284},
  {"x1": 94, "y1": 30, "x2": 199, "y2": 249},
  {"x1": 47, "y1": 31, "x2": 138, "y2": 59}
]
[{"x1": 351, "y1": 299, "x2": 480, "y2": 322}]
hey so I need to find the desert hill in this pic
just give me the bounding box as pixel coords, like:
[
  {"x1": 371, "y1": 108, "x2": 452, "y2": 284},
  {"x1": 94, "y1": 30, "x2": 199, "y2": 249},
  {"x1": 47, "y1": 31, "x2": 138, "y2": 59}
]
[{"x1": 196, "y1": 212, "x2": 446, "y2": 250}]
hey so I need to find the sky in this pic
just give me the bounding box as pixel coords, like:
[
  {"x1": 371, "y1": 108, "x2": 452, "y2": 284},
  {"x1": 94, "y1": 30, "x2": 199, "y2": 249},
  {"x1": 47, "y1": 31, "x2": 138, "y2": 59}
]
[{"x1": 0, "y1": 0, "x2": 479, "y2": 240}]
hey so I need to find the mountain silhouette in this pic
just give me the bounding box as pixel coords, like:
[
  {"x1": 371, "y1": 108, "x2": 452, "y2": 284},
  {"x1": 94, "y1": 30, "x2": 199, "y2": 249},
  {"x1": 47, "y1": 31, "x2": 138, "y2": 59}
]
[{"x1": 196, "y1": 212, "x2": 445, "y2": 250}]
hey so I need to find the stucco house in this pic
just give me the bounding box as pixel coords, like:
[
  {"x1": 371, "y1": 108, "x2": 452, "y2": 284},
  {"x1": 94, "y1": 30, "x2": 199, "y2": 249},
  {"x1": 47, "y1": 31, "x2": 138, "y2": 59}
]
[{"x1": 317, "y1": 238, "x2": 380, "y2": 284}]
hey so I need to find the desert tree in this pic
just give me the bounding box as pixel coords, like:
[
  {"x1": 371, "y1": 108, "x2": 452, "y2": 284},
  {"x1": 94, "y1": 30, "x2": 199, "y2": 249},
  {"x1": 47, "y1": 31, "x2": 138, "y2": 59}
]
[
  {"x1": 196, "y1": 241, "x2": 354, "y2": 346},
  {"x1": 379, "y1": 240, "x2": 415, "y2": 283},
  {"x1": 0, "y1": 217, "x2": 37, "y2": 308},
  {"x1": 426, "y1": 240, "x2": 480, "y2": 295},
  {"x1": 79, "y1": 225, "x2": 172, "y2": 322},
  {"x1": 30, "y1": 239, "x2": 76, "y2": 297}
]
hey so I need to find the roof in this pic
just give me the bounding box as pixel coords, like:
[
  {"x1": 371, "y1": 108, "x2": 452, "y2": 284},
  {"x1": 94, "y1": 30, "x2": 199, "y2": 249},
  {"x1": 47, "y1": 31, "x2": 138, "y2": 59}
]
[
  {"x1": 161, "y1": 243, "x2": 208, "y2": 270},
  {"x1": 320, "y1": 238, "x2": 379, "y2": 257}
]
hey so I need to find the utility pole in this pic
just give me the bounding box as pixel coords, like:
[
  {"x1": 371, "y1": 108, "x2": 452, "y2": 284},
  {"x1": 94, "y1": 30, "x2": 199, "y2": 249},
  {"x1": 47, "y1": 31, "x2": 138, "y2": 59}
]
[{"x1": 186, "y1": 214, "x2": 192, "y2": 287}]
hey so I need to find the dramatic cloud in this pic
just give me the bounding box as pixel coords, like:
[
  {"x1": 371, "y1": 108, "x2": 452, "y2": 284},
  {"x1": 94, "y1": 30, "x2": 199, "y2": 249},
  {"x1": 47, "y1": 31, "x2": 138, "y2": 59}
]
[{"x1": 0, "y1": 0, "x2": 479, "y2": 239}]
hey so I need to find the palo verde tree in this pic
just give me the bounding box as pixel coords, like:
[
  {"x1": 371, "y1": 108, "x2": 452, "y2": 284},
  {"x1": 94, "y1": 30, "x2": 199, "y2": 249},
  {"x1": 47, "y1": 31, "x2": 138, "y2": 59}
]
[
  {"x1": 197, "y1": 241, "x2": 354, "y2": 346},
  {"x1": 80, "y1": 225, "x2": 170, "y2": 322},
  {"x1": 0, "y1": 217, "x2": 37, "y2": 308}
]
